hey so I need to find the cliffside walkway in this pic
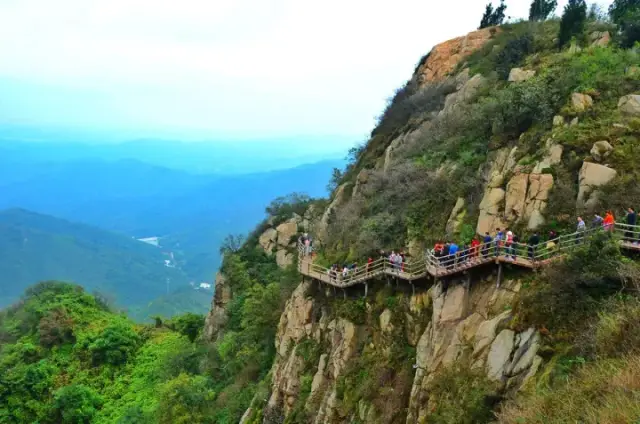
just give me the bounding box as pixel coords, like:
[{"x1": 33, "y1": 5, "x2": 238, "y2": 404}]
[{"x1": 298, "y1": 222, "x2": 640, "y2": 289}]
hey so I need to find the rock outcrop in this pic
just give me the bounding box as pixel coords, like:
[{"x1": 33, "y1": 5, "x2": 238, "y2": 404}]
[
  {"x1": 577, "y1": 161, "x2": 618, "y2": 211},
  {"x1": 203, "y1": 272, "x2": 231, "y2": 341},
  {"x1": 413, "y1": 27, "x2": 498, "y2": 86},
  {"x1": 618, "y1": 94, "x2": 640, "y2": 116},
  {"x1": 590, "y1": 140, "x2": 614, "y2": 162},
  {"x1": 508, "y1": 68, "x2": 535, "y2": 82},
  {"x1": 571, "y1": 92, "x2": 594, "y2": 112}
]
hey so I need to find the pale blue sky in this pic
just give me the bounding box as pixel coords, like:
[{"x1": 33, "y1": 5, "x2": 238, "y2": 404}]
[{"x1": 0, "y1": 0, "x2": 609, "y2": 148}]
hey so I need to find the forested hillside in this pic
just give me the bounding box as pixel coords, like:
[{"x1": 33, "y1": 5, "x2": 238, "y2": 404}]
[
  {"x1": 0, "y1": 282, "x2": 210, "y2": 423},
  {"x1": 0, "y1": 209, "x2": 189, "y2": 308}
]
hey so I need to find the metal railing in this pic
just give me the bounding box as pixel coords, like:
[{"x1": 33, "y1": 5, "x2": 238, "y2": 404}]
[{"x1": 297, "y1": 221, "x2": 640, "y2": 287}]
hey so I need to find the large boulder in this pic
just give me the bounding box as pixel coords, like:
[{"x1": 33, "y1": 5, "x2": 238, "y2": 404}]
[
  {"x1": 276, "y1": 218, "x2": 298, "y2": 247},
  {"x1": 618, "y1": 94, "x2": 640, "y2": 116},
  {"x1": 508, "y1": 68, "x2": 535, "y2": 82},
  {"x1": 590, "y1": 140, "x2": 614, "y2": 162},
  {"x1": 577, "y1": 162, "x2": 618, "y2": 210},
  {"x1": 258, "y1": 228, "x2": 278, "y2": 254},
  {"x1": 571, "y1": 92, "x2": 593, "y2": 112}
]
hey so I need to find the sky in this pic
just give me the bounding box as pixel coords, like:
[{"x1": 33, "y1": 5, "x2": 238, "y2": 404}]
[{"x1": 0, "y1": 0, "x2": 611, "y2": 148}]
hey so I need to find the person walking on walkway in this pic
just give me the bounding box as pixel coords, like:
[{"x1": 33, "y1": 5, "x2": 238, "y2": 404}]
[
  {"x1": 367, "y1": 257, "x2": 373, "y2": 276},
  {"x1": 494, "y1": 228, "x2": 504, "y2": 257},
  {"x1": 471, "y1": 238, "x2": 480, "y2": 260},
  {"x1": 576, "y1": 216, "x2": 586, "y2": 244},
  {"x1": 505, "y1": 229, "x2": 514, "y2": 260},
  {"x1": 604, "y1": 211, "x2": 615, "y2": 233},
  {"x1": 528, "y1": 232, "x2": 540, "y2": 260},
  {"x1": 625, "y1": 207, "x2": 637, "y2": 242},
  {"x1": 482, "y1": 232, "x2": 492, "y2": 258},
  {"x1": 593, "y1": 213, "x2": 604, "y2": 228},
  {"x1": 448, "y1": 242, "x2": 459, "y2": 270}
]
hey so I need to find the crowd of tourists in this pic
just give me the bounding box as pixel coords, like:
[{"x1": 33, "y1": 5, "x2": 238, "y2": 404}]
[
  {"x1": 303, "y1": 207, "x2": 639, "y2": 281},
  {"x1": 431, "y1": 207, "x2": 639, "y2": 270}
]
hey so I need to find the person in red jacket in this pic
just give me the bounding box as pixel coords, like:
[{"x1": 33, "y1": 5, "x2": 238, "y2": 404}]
[{"x1": 471, "y1": 238, "x2": 480, "y2": 260}]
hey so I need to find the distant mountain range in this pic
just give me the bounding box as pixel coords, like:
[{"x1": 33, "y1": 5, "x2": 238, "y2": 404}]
[
  {"x1": 0, "y1": 208, "x2": 189, "y2": 308},
  {"x1": 0, "y1": 140, "x2": 343, "y2": 299},
  {"x1": 0, "y1": 126, "x2": 350, "y2": 174}
]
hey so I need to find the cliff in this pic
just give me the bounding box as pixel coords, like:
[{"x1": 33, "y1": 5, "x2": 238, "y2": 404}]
[{"x1": 207, "y1": 17, "x2": 640, "y2": 424}]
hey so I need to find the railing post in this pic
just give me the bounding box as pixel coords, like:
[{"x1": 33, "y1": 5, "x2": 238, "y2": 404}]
[{"x1": 342, "y1": 288, "x2": 347, "y2": 300}]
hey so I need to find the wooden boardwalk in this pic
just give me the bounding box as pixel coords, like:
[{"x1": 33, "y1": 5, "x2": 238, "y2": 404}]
[{"x1": 298, "y1": 222, "x2": 640, "y2": 288}]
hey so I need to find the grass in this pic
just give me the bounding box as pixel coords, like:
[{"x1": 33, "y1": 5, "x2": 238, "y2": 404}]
[{"x1": 498, "y1": 355, "x2": 640, "y2": 424}]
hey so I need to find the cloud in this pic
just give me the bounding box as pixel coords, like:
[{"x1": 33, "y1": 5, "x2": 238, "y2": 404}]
[{"x1": 0, "y1": 0, "x2": 611, "y2": 144}]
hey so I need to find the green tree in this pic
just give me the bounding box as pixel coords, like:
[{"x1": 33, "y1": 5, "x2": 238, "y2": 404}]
[
  {"x1": 156, "y1": 374, "x2": 215, "y2": 424},
  {"x1": 169, "y1": 313, "x2": 205, "y2": 342},
  {"x1": 327, "y1": 167, "x2": 343, "y2": 193},
  {"x1": 558, "y1": 0, "x2": 588, "y2": 48},
  {"x1": 52, "y1": 384, "x2": 103, "y2": 424},
  {"x1": 85, "y1": 323, "x2": 140, "y2": 366},
  {"x1": 479, "y1": 0, "x2": 507, "y2": 29},
  {"x1": 529, "y1": 0, "x2": 558, "y2": 20},
  {"x1": 609, "y1": 0, "x2": 640, "y2": 47}
]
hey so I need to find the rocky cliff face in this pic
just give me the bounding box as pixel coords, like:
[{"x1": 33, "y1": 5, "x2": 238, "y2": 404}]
[
  {"x1": 217, "y1": 21, "x2": 640, "y2": 424},
  {"x1": 250, "y1": 275, "x2": 540, "y2": 424}
]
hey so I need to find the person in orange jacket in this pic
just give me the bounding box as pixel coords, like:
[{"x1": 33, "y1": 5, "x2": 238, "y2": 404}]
[{"x1": 604, "y1": 210, "x2": 615, "y2": 232}]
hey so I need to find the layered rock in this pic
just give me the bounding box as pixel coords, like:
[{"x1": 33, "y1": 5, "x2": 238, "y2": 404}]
[{"x1": 406, "y1": 278, "x2": 541, "y2": 423}]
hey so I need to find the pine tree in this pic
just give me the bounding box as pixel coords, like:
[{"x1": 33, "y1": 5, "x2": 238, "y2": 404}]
[
  {"x1": 479, "y1": 3, "x2": 495, "y2": 29},
  {"x1": 529, "y1": 0, "x2": 558, "y2": 21},
  {"x1": 609, "y1": 0, "x2": 640, "y2": 47},
  {"x1": 558, "y1": 0, "x2": 587, "y2": 48},
  {"x1": 479, "y1": 0, "x2": 508, "y2": 29}
]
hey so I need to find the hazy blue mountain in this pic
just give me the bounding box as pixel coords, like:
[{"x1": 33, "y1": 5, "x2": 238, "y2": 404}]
[
  {"x1": 0, "y1": 154, "x2": 343, "y2": 282},
  {"x1": 0, "y1": 125, "x2": 350, "y2": 174},
  {"x1": 0, "y1": 208, "x2": 190, "y2": 308}
]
